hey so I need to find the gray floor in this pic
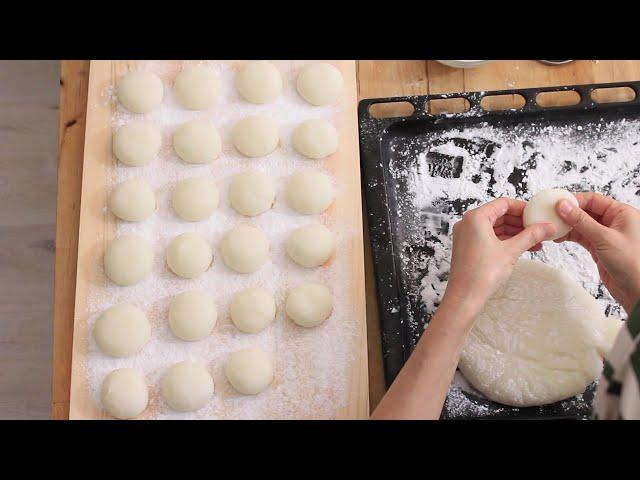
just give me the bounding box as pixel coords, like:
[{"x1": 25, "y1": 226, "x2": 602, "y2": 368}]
[{"x1": 0, "y1": 61, "x2": 59, "y2": 419}]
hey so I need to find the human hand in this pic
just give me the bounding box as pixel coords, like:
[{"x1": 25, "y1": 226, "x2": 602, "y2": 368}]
[
  {"x1": 442, "y1": 198, "x2": 556, "y2": 321},
  {"x1": 555, "y1": 192, "x2": 640, "y2": 313}
]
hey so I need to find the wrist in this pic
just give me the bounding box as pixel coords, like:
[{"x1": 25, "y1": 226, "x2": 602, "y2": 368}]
[
  {"x1": 436, "y1": 290, "x2": 485, "y2": 331},
  {"x1": 440, "y1": 286, "x2": 487, "y2": 318}
]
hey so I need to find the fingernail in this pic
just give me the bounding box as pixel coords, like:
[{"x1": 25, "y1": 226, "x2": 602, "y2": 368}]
[{"x1": 557, "y1": 200, "x2": 573, "y2": 215}]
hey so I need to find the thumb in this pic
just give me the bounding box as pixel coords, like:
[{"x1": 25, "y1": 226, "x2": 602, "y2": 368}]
[
  {"x1": 507, "y1": 223, "x2": 556, "y2": 253},
  {"x1": 556, "y1": 199, "x2": 608, "y2": 242}
]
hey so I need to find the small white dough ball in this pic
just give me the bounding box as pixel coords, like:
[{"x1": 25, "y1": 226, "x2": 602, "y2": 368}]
[
  {"x1": 118, "y1": 71, "x2": 164, "y2": 113},
  {"x1": 232, "y1": 115, "x2": 279, "y2": 158},
  {"x1": 228, "y1": 170, "x2": 276, "y2": 217},
  {"x1": 166, "y1": 232, "x2": 213, "y2": 279},
  {"x1": 235, "y1": 61, "x2": 283, "y2": 104},
  {"x1": 113, "y1": 121, "x2": 161, "y2": 167},
  {"x1": 296, "y1": 63, "x2": 343, "y2": 106},
  {"x1": 286, "y1": 170, "x2": 335, "y2": 215},
  {"x1": 104, "y1": 235, "x2": 153, "y2": 286},
  {"x1": 230, "y1": 287, "x2": 276, "y2": 333},
  {"x1": 292, "y1": 119, "x2": 339, "y2": 159},
  {"x1": 286, "y1": 283, "x2": 333, "y2": 328},
  {"x1": 173, "y1": 66, "x2": 220, "y2": 110},
  {"x1": 101, "y1": 368, "x2": 148, "y2": 419},
  {"x1": 109, "y1": 179, "x2": 156, "y2": 222},
  {"x1": 169, "y1": 291, "x2": 217, "y2": 341},
  {"x1": 161, "y1": 361, "x2": 214, "y2": 412},
  {"x1": 286, "y1": 223, "x2": 335, "y2": 268},
  {"x1": 173, "y1": 119, "x2": 222, "y2": 164},
  {"x1": 224, "y1": 348, "x2": 274, "y2": 395},
  {"x1": 94, "y1": 304, "x2": 151, "y2": 357},
  {"x1": 172, "y1": 177, "x2": 219, "y2": 222},
  {"x1": 220, "y1": 224, "x2": 269, "y2": 274},
  {"x1": 523, "y1": 188, "x2": 579, "y2": 241}
]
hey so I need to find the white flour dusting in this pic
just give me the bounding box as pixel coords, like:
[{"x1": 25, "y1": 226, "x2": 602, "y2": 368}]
[
  {"x1": 82, "y1": 61, "x2": 358, "y2": 419},
  {"x1": 389, "y1": 117, "x2": 640, "y2": 418}
]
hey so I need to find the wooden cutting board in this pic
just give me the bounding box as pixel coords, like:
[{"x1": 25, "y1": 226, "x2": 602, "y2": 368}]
[{"x1": 68, "y1": 60, "x2": 368, "y2": 419}]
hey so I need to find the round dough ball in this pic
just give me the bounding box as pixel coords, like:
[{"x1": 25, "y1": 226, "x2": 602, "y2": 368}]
[
  {"x1": 286, "y1": 283, "x2": 333, "y2": 328},
  {"x1": 230, "y1": 287, "x2": 276, "y2": 333},
  {"x1": 173, "y1": 66, "x2": 220, "y2": 110},
  {"x1": 104, "y1": 235, "x2": 153, "y2": 286},
  {"x1": 161, "y1": 361, "x2": 214, "y2": 412},
  {"x1": 166, "y1": 233, "x2": 213, "y2": 279},
  {"x1": 172, "y1": 177, "x2": 219, "y2": 222},
  {"x1": 523, "y1": 188, "x2": 579, "y2": 241},
  {"x1": 224, "y1": 348, "x2": 274, "y2": 395},
  {"x1": 232, "y1": 116, "x2": 279, "y2": 158},
  {"x1": 286, "y1": 170, "x2": 335, "y2": 215},
  {"x1": 173, "y1": 119, "x2": 222, "y2": 164},
  {"x1": 286, "y1": 223, "x2": 335, "y2": 268},
  {"x1": 113, "y1": 121, "x2": 161, "y2": 167},
  {"x1": 459, "y1": 259, "x2": 622, "y2": 407},
  {"x1": 169, "y1": 291, "x2": 217, "y2": 341},
  {"x1": 94, "y1": 304, "x2": 151, "y2": 357},
  {"x1": 220, "y1": 225, "x2": 269, "y2": 273},
  {"x1": 101, "y1": 368, "x2": 148, "y2": 419},
  {"x1": 118, "y1": 71, "x2": 164, "y2": 113},
  {"x1": 235, "y1": 61, "x2": 283, "y2": 104},
  {"x1": 292, "y1": 119, "x2": 338, "y2": 160},
  {"x1": 296, "y1": 63, "x2": 343, "y2": 106},
  {"x1": 109, "y1": 179, "x2": 156, "y2": 222},
  {"x1": 228, "y1": 170, "x2": 276, "y2": 217}
]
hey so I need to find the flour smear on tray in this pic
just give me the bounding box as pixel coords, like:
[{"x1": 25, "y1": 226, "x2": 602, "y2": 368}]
[{"x1": 390, "y1": 118, "x2": 640, "y2": 416}]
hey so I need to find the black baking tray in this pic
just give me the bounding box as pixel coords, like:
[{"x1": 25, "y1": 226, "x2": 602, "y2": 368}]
[{"x1": 358, "y1": 81, "x2": 640, "y2": 419}]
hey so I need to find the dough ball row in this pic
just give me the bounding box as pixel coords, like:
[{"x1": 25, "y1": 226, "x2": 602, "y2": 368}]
[
  {"x1": 102, "y1": 353, "x2": 269, "y2": 419},
  {"x1": 117, "y1": 62, "x2": 343, "y2": 113},
  {"x1": 113, "y1": 117, "x2": 338, "y2": 166},
  {"x1": 108, "y1": 170, "x2": 335, "y2": 224},
  {"x1": 104, "y1": 222, "x2": 335, "y2": 285},
  {"x1": 97, "y1": 282, "x2": 333, "y2": 419}
]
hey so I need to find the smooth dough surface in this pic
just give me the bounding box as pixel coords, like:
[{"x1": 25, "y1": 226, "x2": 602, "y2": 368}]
[
  {"x1": 292, "y1": 119, "x2": 338, "y2": 159},
  {"x1": 94, "y1": 304, "x2": 151, "y2": 357},
  {"x1": 235, "y1": 61, "x2": 282, "y2": 104},
  {"x1": 172, "y1": 177, "x2": 219, "y2": 222},
  {"x1": 118, "y1": 71, "x2": 164, "y2": 113},
  {"x1": 228, "y1": 170, "x2": 276, "y2": 217},
  {"x1": 296, "y1": 63, "x2": 343, "y2": 106},
  {"x1": 220, "y1": 225, "x2": 269, "y2": 273},
  {"x1": 166, "y1": 233, "x2": 213, "y2": 279},
  {"x1": 232, "y1": 116, "x2": 279, "y2": 157},
  {"x1": 101, "y1": 368, "x2": 148, "y2": 419},
  {"x1": 286, "y1": 170, "x2": 335, "y2": 215},
  {"x1": 173, "y1": 66, "x2": 220, "y2": 110},
  {"x1": 225, "y1": 348, "x2": 274, "y2": 395},
  {"x1": 173, "y1": 119, "x2": 222, "y2": 164},
  {"x1": 286, "y1": 283, "x2": 333, "y2": 328},
  {"x1": 104, "y1": 235, "x2": 153, "y2": 286},
  {"x1": 169, "y1": 291, "x2": 217, "y2": 341},
  {"x1": 459, "y1": 259, "x2": 622, "y2": 407},
  {"x1": 523, "y1": 189, "x2": 579, "y2": 241},
  {"x1": 230, "y1": 287, "x2": 276, "y2": 333},
  {"x1": 161, "y1": 361, "x2": 214, "y2": 412},
  {"x1": 113, "y1": 121, "x2": 161, "y2": 167},
  {"x1": 286, "y1": 223, "x2": 335, "y2": 268},
  {"x1": 109, "y1": 179, "x2": 156, "y2": 222}
]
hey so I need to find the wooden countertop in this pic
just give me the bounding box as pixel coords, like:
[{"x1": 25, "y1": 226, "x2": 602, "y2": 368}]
[{"x1": 53, "y1": 60, "x2": 640, "y2": 419}]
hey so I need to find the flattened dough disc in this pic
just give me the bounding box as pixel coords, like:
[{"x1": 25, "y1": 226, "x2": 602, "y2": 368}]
[{"x1": 458, "y1": 259, "x2": 622, "y2": 407}]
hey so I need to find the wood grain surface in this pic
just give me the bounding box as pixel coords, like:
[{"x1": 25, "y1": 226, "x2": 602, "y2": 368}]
[
  {"x1": 55, "y1": 60, "x2": 640, "y2": 419},
  {"x1": 67, "y1": 60, "x2": 367, "y2": 419}
]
